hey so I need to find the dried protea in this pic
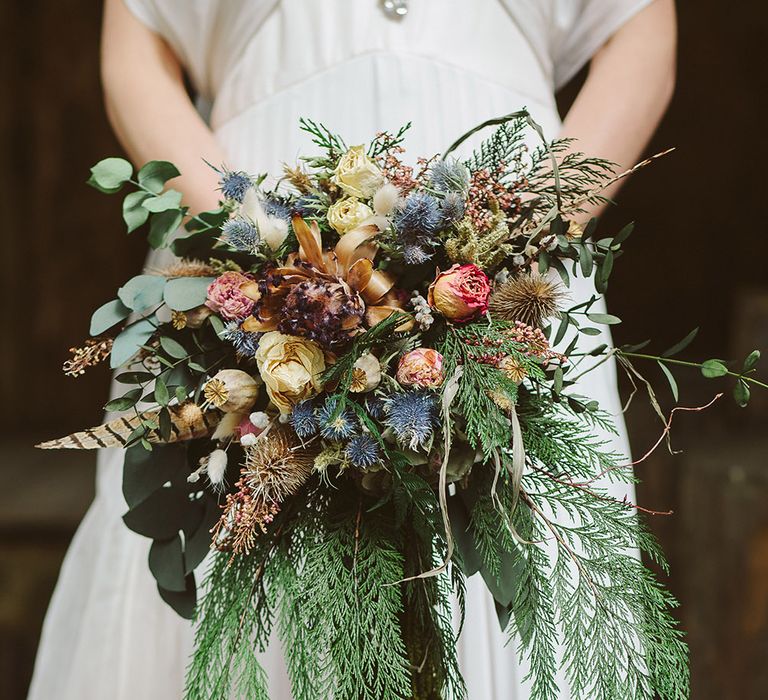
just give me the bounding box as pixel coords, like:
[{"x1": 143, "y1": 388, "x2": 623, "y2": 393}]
[
  {"x1": 489, "y1": 273, "x2": 565, "y2": 327},
  {"x1": 242, "y1": 215, "x2": 414, "y2": 345},
  {"x1": 279, "y1": 277, "x2": 365, "y2": 348}
]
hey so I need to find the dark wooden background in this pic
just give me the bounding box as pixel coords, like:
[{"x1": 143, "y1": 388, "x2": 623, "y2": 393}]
[{"x1": 1, "y1": 2, "x2": 766, "y2": 698}]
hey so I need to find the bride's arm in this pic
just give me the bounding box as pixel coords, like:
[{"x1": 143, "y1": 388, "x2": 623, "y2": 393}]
[
  {"x1": 560, "y1": 0, "x2": 677, "y2": 218},
  {"x1": 101, "y1": 0, "x2": 226, "y2": 213}
]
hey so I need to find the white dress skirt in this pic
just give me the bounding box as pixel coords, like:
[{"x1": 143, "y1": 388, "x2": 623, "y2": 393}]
[{"x1": 28, "y1": 1, "x2": 653, "y2": 698}]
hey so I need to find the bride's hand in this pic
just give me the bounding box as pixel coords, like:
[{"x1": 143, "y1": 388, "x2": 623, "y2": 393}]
[{"x1": 101, "y1": 0, "x2": 228, "y2": 214}]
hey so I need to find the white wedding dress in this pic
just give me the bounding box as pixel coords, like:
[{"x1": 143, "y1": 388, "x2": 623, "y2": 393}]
[{"x1": 28, "y1": 1, "x2": 652, "y2": 698}]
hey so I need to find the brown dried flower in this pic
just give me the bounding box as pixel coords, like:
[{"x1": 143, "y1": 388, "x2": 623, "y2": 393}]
[
  {"x1": 155, "y1": 258, "x2": 217, "y2": 278},
  {"x1": 62, "y1": 338, "x2": 113, "y2": 377},
  {"x1": 489, "y1": 273, "x2": 565, "y2": 328}
]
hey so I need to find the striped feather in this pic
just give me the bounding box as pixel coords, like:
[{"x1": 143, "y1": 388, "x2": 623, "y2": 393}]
[{"x1": 36, "y1": 403, "x2": 220, "y2": 450}]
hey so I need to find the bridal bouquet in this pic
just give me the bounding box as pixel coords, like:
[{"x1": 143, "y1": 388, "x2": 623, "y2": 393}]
[{"x1": 41, "y1": 112, "x2": 764, "y2": 700}]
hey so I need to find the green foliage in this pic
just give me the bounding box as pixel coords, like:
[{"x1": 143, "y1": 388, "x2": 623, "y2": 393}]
[
  {"x1": 440, "y1": 321, "x2": 543, "y2": 460},
  {"x1": 509, "y1": 468, "x2": 689, "y2": 700},
  {"x1": 299, "y1": 117, "x2": 347, "y2": 170}
]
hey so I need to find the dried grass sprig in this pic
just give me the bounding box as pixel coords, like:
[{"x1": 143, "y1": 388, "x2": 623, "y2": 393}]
[{"x1": 62, "y1": 337, "x2": 113, "y2": 377}]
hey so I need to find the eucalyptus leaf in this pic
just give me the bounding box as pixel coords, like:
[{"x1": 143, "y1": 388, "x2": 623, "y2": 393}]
[
  {"x1": 209, "y1": 314, "x2": 225, "y2": 338},
  {"x1": 148, "y1": 210, "x2": 183, "y2": 249},
  {"x1": 160, "y1": 335, "x2": 188, "y2": 359},
  {"x1": 164, "y1": 276, "x2": 216, "y2": 311},
  {"x1": 157, "y1": 574, "x2": 196, "y2": 620},
  {"x1": 149, "y1": 535, "x2": 187, "y2": 592},
  {"x1": 123, "y1": 191, "x2": 150, "y2": 233},
  {"x1": 90, "y1": 298, "x2": 131, "y2": 336},
  {"x1": 110, "y1": 318, "x2": 156, "y2": 368},
  {"x1": 117, "y1": 274, "x2": 166, "y2": 311},
  {"x1": 579, "y1": 327, "x2": 602, "y2": 336},
  {"x1": 143, "y1": 189, "x2": 183, "y2": 213},
  {"x1": 88, "y1": 157, "x2": 133, "y2": 192},
  {"x1": 538, "y1": 251, "x2": 550, "y2": 275},
  {"x1": 138, "y1": 160, "x2": 181, "y2": 194},
  {"x1": 553, "y1": 367, "x2": 564, "y2": 394},
  {"x1": 122, "y1": 485, "x2": 196, "y2": 539}
]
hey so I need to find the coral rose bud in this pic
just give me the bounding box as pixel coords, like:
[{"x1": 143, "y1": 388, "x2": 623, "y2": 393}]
[
  {"x1": 205, "y1": 271, "x2": 255, "y2": 321},
  {"x1": 396, "y1": 348, "x2": 445, "y2": 389},
  {"x1": 427, "y1": 264, "x2": 491, "y2": 322}
]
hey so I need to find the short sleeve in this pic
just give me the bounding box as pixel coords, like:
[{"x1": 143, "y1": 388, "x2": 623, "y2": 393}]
[
  {"x1": 552, "y1": 0, "x2": 654, "y2": 89},
  {"x1": 123, "y1": 0, "x2": 162, "y2": 33}
]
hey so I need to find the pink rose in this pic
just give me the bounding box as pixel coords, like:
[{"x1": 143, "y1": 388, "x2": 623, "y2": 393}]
[
  {"x1": 427, "y1": 264, "x2": 491, "y2": 322},
  {"x1": 396, "y1": 348, "x2": 445, "y2": 388},
  {"x1": 205, "y1": 271, "x2": 255, "y2": 321}
]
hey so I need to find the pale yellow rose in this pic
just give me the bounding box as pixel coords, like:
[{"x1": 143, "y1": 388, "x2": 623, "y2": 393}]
[
  {"x1": 327, "y1": 197, "x2": 374, "y2": 234},
  {"x1": 332, "y1": 145, "x2": 384, "y2": 199},
  {"x1": 255, "y1": 332, "x2": 326, "y2": 413}
]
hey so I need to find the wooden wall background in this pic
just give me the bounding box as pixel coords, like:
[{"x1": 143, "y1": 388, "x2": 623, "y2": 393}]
[{"x1": 0, "y1": 1, "x2": 766, "y2": 698}]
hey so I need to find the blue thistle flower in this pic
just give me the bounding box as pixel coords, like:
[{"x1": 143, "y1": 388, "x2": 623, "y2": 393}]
[
  {"x1": 346, "y1": 434, "x2": 381, "y2": 468},
  {"x1": 430, "y1": 159, "x2": 470, "y2": 194},
  {"x1": 222, "y1": 322, "x2": 262, "y2": 357},
  {"x1": 384, "y1": 391, "x2": 439, "y2": 450},
  {"x1": 365, "y1": 395, "x2": 386, "y2": 420},
  {"x1": 220, "y1": 170, "x2": 252, "y2": 203},
  {"x1": 290, "y1": 400, "x2": 319, "y2": 439},
  {"x1": 403, "y1": 244, "x2": 432, "y2": 265},
  {"x1": 293, "y1": 194, "x2": 324, "y2": 219},
  {"x1": 393, "y1": 193, "x2": 442, "y2": 264},
  {"x1": 221, "y1": 218, "x2": 259, "y2": 252},
  {"x1": 317, "y1": 397, "x2": 359, "y2": 441},
  {"x1": 440, "y1": 192, "x2": 466, "y2": 226},
  {"x1": 262, "y1": 197, "x2": 292, "y2": 222}
]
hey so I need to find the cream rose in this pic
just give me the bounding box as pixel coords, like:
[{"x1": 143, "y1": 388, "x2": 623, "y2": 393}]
[
  {"x1": 332, "y1": 145, "x2": 384, "y2": 199},
  {"x1": 327, "y1": 197, "x2": 374, "y2": 234},
  {"x1": 255, "y1": 332, "x2": 326, "y2": 414}
]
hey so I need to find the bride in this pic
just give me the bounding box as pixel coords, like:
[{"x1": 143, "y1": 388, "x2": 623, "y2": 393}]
[{"x1": 28, "y1": 1, "x2": 676, "y2": 698}]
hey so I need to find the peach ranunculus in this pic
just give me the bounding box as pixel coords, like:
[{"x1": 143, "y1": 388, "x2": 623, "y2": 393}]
[
  {"x1": 427, "y1": 264, "x2": 491, "y2": 323},
  {"x1": 396, "y1": 348, "x2": 445, "y2": 389},
  {"x1": 331, "y1": 145, "x2": 385, "y2": 199},
  {"x1": 255, "y1": 331, "x2": 326, "y2": 414},
  {"x1": 205, "y1": 271, "x2": 255, "y2": 321}
]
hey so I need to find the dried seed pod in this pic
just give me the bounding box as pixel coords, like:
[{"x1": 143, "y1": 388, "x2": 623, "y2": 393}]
[{"x1": 204, "y1": 369, "x2": 260, "y2": 413}]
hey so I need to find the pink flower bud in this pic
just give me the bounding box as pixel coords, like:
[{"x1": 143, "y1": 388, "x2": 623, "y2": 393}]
[
  {"x1": 427, "y1": 264, "x2": 491, "y2": 322},
  {"x1": 396, "y1": 348, "x2": 445, "y2": 388}
]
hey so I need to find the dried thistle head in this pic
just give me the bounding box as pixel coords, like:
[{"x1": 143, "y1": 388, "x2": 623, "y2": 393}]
[
  {"x1": 489, "y1": 273, "x2": 565, "y2": 327},
  {"x1": 154, "y1": 258, "x2": 217, "y2": 278},
  {"x1": 282, "y1": 163, "x2": 314, "y2": 194},
  {"x1": 211, "y1": 427, "x2": 316, "y2": 556},
  {"x1": 243, "y1": 426, "x2": 316, "y2": 504}
]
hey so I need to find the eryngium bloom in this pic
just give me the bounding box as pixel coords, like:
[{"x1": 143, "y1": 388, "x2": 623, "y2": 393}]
[
  {"x1": 346, "y1": 434, "x2": 381, "y2": 468},
  {"x1": 384, "y1": 391, "x2": 438, "y2": 450},
  {"x1": 219, "y1": 169, "x2": 252, "y2": 203},
  {"x1": 393, "y1": 192, "x2": 442, "y2": 264},
  {"x1": 222, "y1": 322, "x2": 262, "y2": 358},
  {"x1": 489, "y1": 273, "x2": 564, "y2": 327},
  {"x1": 430, "y1": 158, "x2": 470, "y2": 194},
  {"x1": 221, "y1": 218, "x2": 259, "y2": 252},
  {"x1": 290, "y1": 400, "x2": 319, "y2": 439},
  {"x1": 318, "y1": 397, "x2": 359, "y2": 441}
]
